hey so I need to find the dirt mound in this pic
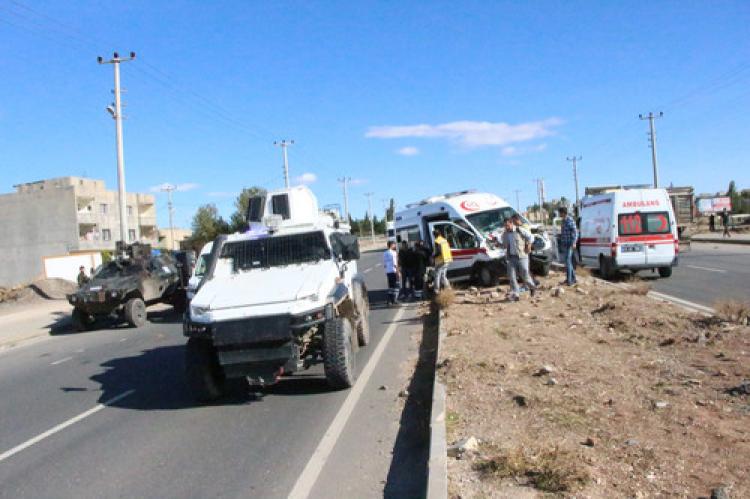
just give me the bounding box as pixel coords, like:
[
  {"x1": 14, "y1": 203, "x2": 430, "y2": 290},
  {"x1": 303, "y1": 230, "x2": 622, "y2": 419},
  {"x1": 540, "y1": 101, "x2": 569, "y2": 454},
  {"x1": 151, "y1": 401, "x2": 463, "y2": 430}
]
[
  {"x1": 29, "y1": 278, "x2": 77, "y2": 300},
  {"x1": 442, "y1": 276, "x2": 750, "y2": 498},
  {"x1": 0, "y1": 278, "x2": 75, "y2": 305}
]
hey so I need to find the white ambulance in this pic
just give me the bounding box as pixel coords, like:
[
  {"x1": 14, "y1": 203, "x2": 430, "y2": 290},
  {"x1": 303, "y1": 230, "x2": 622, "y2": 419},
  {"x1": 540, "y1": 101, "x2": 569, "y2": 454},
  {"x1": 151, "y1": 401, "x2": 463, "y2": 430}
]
[
  {"x1": 579, "y1": 187, "x2": 678, "y2": 279},
  {"x1": 394, "y1": 190, "x2": 554, "y2": 286}
]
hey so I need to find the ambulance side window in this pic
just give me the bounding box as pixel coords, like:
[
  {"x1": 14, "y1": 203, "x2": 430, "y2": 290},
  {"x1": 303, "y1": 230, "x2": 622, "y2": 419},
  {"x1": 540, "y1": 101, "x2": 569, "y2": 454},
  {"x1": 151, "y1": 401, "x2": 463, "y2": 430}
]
[{"x1": 435, "y1": 223, "x2": 477, "y2": 249}]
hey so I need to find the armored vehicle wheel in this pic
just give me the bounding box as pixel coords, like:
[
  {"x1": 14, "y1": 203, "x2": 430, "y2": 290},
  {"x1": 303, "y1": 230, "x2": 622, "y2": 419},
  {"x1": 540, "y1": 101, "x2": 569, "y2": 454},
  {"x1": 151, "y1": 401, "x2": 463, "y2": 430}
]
[
  {"x1": 353, "y1": 282, "x2": 370, "y2": 347},
  {"x1": 71, "y1": 307, "x2": 95, "y2": 331},
  {"x1": 534, "y1": 261, "x2": 550, "y2": 277},
  {"x1": 124, "y1": 297, "x2": 147, "y2": 327},
  {"x1": 658, "y1": 266, "x2": 672, "y2": 278},
  {"x1": 185, "y1": 338, "x2": 226, "y2": 402},
  {"x1": 323, "y1": 317, "x2": 356, "y2": 390}
]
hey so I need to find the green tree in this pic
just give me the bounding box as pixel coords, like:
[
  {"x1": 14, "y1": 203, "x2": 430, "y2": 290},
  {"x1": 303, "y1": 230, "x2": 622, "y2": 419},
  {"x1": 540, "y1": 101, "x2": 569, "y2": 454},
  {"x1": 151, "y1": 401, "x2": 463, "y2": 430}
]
[
  {"x1": 386, "y1": 198, "x2": 396, "y2": 222},
  {"x1": 230, "y1": 186, "x2": 266, "y2": 232},
  {"x1": 188, "y1": 204, "x2": 230, "y2": 249}
]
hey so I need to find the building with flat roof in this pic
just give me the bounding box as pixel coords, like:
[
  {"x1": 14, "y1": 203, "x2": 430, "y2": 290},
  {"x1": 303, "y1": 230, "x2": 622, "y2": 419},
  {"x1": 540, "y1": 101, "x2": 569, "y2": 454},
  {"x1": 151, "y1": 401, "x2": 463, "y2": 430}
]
[{"x1": 0, "y1": 176, "x2": 158, "y2": 286}]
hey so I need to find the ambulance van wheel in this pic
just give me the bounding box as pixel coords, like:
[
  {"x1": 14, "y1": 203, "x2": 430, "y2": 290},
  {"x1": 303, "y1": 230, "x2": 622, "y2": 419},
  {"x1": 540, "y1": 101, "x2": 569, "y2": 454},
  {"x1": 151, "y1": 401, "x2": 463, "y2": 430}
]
[
  {"x1": 599, "y1": 256, "x2": 615, "y2": 280},
  {"x1": 475, "y1": 264, "x2": 497, "y2": 287},
  {"x1": 658, "y1": 266, "x2": 673, "y2": 278}
]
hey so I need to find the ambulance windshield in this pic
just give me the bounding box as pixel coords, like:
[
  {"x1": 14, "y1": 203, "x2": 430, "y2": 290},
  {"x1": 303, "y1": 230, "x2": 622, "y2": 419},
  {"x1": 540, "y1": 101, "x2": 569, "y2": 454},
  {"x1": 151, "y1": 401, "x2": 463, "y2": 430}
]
[{"x1": 466, "y1": 207, "x2": 519, "y2": 234}]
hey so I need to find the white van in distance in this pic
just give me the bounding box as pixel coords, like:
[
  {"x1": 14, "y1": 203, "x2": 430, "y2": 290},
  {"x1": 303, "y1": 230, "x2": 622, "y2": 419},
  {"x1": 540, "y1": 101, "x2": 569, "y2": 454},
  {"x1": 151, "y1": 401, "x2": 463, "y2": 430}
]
[{"x1": 579, "y1": 187, "x2": 678, "y2": 279}]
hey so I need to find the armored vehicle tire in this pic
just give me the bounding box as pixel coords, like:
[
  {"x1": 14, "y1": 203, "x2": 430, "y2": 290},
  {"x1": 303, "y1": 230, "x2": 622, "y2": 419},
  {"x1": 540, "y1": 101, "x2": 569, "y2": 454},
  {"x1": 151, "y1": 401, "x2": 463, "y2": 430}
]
[
  {"x1": 323, "y1": 317, "x2": 356, "y2": 390},
  {"x1": 353, "y1": 283, "x2": 370, "y2": 346},
  {"x1": 71, "y1": 308, "x2": 95, "y2": 332},
  {"x1": 475, "y1": 264, "x2": 497, "y2": 287},
  {"x1": 658, "y1": 266, "x2": 673, "y2": 278},
  {"x1": 185, "y1": 338, "x2": 226, "y2": 402},
  {"x1": 124, "y1": 297, "x2": 147, "y2": 328},
  {"x1": 534, "y1": 261, "x2": 550, "y2": 277}
]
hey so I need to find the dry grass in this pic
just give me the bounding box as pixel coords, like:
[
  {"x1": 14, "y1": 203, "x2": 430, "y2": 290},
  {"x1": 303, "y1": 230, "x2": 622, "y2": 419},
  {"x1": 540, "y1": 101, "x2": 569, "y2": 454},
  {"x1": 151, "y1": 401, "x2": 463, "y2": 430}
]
[
  {"x1": 628, "y1": 282, "x2": 651, "y2": 296},
  {"x1": 473, "y1": 446, "x2": 589, "y2": 493},
  {"x1": 715, "y1": 299, "x2": 750, "y2": 325},
  {"x1": 434, "y1": 288, "x2": 456, "y2": 310}
]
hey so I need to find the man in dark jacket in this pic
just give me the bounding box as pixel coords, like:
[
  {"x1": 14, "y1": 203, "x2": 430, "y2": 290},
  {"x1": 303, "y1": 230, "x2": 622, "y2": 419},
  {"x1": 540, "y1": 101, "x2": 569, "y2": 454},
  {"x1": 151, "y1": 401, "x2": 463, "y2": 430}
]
[
  {"x1": 412, "y1": 240, "x2": 430, "y2": 300},
  {"x1": 398, "y1": 241, "x2": 417, "y2": 300}
]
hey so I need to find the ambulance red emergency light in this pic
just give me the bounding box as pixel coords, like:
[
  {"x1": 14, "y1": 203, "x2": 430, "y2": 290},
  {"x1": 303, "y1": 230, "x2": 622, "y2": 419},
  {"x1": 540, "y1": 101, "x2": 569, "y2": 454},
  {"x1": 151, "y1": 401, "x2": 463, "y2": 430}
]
[
  {"x1": 394, "y1": 190, "x2": 554, "y2": 286},
  {"x1": 579, "y1": 187, "x2": 678, "y2": 279}
]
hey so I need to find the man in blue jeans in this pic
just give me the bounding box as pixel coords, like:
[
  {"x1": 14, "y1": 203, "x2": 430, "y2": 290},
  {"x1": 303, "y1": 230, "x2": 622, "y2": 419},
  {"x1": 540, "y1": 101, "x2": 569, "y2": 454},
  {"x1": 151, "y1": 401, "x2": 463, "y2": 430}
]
[{"x1": 558, "y1": 206, "x2": 578, "y2": 286}]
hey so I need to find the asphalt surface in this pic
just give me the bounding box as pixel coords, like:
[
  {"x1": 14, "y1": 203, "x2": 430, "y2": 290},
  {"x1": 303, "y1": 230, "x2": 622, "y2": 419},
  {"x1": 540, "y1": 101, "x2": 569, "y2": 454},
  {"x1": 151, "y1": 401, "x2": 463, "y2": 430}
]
[
  {"x1": 634, "y1": 242, "x2": 750, "y2": 307},
  {"x1": 0, "y1": 251, "x2": 428, "y2": 499}
]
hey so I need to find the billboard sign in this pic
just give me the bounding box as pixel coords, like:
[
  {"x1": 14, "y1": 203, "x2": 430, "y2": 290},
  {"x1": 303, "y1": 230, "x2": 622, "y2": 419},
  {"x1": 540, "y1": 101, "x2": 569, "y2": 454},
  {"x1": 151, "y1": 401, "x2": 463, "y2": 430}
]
[{"x1": 697, "y1": 196, "x2": 731, "y2": 214}]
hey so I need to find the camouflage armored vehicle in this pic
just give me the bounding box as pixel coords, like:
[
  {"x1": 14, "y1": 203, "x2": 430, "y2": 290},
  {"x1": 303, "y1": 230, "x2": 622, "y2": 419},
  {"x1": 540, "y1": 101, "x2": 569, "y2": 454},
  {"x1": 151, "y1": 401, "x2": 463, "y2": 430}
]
[{"x1": 67, "y1": 243, "x2": 188, "y2": 331}]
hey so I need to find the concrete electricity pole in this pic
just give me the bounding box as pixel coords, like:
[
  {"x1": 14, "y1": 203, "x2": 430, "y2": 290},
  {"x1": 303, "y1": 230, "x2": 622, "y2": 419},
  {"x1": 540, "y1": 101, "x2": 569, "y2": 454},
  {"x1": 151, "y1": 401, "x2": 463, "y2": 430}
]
[
  {"x1": 98, "y1": 51, "x2": 136, "y2": 248},
  {"x1": 338, "y1": 177, "x2": 351, "y2": 220},
  {"x1": 160, "y1": 184, "x2": 176, "y2": 250},
  {"x1": 566, "y1": 156, "x2": 582, "y2": 207},
  {"x1": 639, "y1": 112, "x2": 663, "y2": 188},
  {"x1": 365, "y1": 192, "x2": 375, "y2": 240},
  {"x1": 532, "y1": 178, "x2": 545, "y2": 222},
  {"x1": 274, "y1": 139, "x2": 294, "y2": 188},
  {"x1": 513, "y1": 189, "x2": 521, "y2": 212}
]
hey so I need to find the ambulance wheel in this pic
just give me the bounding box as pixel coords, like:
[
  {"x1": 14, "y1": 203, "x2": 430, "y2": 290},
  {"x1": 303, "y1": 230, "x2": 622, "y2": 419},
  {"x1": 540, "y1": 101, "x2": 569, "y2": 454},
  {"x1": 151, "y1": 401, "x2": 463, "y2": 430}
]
[
  {"x1": 475, "y1": 265, "x2": 497, "y2": 287},
  {"x1": 353, "y1": 282, "x2": 370, "y2": 347},
  {"x1": 185, "y1": 338, "x2": 226, "y2": 402},
  {"x1": 658, "y1": 266, "x2": 672, "y2": 278},
  {"x1": 599, "y1": 256, "x2": 615, "y2": 280},
  {"x1": 124, "y1": 297, "x2": 147, "y2": 328},
  {"x1": 323, "y1": 317, "x2": 357, "y2": 390}
]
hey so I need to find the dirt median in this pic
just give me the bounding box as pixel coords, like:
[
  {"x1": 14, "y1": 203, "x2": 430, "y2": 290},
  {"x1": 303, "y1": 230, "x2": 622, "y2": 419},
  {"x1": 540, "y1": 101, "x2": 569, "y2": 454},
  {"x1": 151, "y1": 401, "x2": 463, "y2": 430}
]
[{"x1": 440, "y1": 271, "x2": 750, "y2": 498}]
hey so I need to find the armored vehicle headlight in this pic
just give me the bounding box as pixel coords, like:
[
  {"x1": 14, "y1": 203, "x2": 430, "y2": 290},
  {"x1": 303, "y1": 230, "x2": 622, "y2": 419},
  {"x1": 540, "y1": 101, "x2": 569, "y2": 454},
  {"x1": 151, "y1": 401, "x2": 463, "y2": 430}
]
[{"x1": 191, "y1": 305, "x2": 209, "y2": 318}]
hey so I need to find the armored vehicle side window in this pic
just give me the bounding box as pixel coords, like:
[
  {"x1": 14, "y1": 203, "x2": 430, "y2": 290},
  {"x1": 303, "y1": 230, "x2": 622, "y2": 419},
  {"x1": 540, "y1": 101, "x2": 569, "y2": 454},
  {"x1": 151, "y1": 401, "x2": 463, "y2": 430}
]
[
  {"x1": 221, "y1": 231, "x2": 331, "y2": 270},
  {"x1": 247, "y1": 195, "x2": 265, "y2": 222},
  {"x1": 271, "y1": 194, "x2": 291, "y2": 220}
]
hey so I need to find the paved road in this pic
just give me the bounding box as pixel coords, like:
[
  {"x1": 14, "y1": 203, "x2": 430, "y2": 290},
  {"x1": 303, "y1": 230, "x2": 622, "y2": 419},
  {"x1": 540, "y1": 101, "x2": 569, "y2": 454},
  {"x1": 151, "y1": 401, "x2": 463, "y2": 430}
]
[
  {"x1": 643, "y1": 242, "x2": 750, "y2": 307},
  {"x1": 0, "y1": 251, "x2": 428, "y2": 499}
]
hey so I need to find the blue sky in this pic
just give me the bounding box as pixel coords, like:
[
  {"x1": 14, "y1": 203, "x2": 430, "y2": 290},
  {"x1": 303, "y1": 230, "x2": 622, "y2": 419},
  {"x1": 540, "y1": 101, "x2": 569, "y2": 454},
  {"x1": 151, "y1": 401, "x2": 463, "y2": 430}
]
[{"x1": 1, "y1": 1, "x2": 749, "y2": 228}]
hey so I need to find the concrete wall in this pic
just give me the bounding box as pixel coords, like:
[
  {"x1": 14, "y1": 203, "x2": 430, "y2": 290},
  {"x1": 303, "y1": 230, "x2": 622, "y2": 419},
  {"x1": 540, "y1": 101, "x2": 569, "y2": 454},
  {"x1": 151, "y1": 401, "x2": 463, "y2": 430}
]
[
  {"x1": 44, "y1": 252, "x2": 102, "y2": 283},
  {"x1": 0, "y1": 187, "x2": 78, "y2": 286}
]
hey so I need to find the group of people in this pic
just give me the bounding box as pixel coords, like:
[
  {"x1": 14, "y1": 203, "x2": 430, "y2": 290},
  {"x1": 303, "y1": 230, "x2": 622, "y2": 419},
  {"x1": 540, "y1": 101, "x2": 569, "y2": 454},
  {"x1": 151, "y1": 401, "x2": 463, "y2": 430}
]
[
  {"x1": 382, "y1": 207, "x2": 579, "y2": 305},
  {"x1": 382, "y1": 229, "x2": 454, "y2": 305},
  {"x1": 708, "y1": 208, "x2": 733, "y2": 238}
]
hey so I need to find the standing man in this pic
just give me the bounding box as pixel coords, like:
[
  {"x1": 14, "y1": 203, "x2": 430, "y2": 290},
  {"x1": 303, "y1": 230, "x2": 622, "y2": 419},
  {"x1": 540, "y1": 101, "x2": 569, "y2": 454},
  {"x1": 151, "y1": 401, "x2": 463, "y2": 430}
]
[
  {"x1": 511, "y1": 214, "x2": 539, "y2": 287},
  {"x1": 432, "y1": 229, "x2": 452, "y2": 293},
  {"x1": 499, "y1": 218, "x2": 536, "y2": 300},
  {"x1": 77, "y1": 266, "x2": 89, "y2": 287},
  {"x1": 412, "y1": 240, "x2": 430, "y2": 300},
  {"x1": 721, "y1": 208, "x2": 732, "y2": 238},
  {"x1": 709, "y1": 213, "x2": 716, "y2": 232},
  {"x1": 383, "y1": 241, "x2": 401, "y2": 305},
  {"x1": 398, "y1": 241, "x2": 415, "y2": 301},
  {"x1": 558, "y1": 206, "x2": 578, "y2": 285}
]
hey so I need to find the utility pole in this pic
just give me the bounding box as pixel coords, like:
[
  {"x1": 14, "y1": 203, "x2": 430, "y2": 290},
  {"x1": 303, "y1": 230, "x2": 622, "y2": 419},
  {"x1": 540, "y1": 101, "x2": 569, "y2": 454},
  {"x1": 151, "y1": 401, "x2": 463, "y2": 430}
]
[
  {"x1": 566, "y1": 155, "x2": 582, "y2": 207},
  {"x1": 639, "y1": 112, "x2": 663, "y2": 188},
  {"x1": 338, "y1": 177, "x2": 351, "y2": 220},
  {"x1": 364, "y1": 192, "x2": 375, "y2": 240},
  {"x1": 513, "y1": 189, "x2": 521, "y2": 212},
  {"x1": 274, "y1": 139, "x2": 294, "y2": 188},
  {"x1": 160, "y1": 184, "x2": 176, "y2": 250},
  {"x1": 98, "y1": 51, "x2": 136, "y2": 249},
  {"x1": 532, "y1": 178, "x2": 545, "y2": 223}
]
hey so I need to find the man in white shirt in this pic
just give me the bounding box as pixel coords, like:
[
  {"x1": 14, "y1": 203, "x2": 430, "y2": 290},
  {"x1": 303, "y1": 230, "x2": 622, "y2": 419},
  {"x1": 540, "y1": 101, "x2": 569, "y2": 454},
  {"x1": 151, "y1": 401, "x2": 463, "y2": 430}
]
[{"x1": 383, "y1": 241, "x2": 401, "y2": 305}]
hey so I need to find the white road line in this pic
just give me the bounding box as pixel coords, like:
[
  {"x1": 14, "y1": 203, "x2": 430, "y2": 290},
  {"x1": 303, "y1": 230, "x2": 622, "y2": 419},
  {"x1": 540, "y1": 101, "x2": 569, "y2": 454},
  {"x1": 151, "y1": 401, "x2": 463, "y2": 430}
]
[
  {"x1": 0, "y1": 389, "x2": 135, "y2": 463},
  {"x1": 119, "y1": 338, "x2": 128, "y2": 342},
  {"x1": 686, "y1": 264, "x2": 727, "y2": 273},
  {"x1": 50, "y1": 356, "x2": 73, "y2": 366},
  {"x1": 648, "y1": 291, "x2": 714, "y2": 314},
  {"x1": 363, "y1": 268, "x2": 372, "y2": 274},
  {"x1": 288, "y1": 306, "x2": 407, "y2": 499}
]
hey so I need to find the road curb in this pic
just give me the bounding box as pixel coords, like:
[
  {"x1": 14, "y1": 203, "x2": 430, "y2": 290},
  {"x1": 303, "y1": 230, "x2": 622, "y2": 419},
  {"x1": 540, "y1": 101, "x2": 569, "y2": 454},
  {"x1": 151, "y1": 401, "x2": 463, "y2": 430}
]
[
  {"x1": 426, "y1": 310, "x2": 448, "y2": 499},
  {"x1": 690, "y1": 237, "x2": 750, "y2": 246}
]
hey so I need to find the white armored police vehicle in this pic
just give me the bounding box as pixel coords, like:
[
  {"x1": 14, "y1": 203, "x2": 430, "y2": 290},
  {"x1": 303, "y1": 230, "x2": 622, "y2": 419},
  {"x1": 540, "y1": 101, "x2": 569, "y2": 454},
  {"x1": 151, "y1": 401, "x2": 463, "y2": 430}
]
[{"x1": 184, "y1": 186, "x2": 370, "y2": 401}]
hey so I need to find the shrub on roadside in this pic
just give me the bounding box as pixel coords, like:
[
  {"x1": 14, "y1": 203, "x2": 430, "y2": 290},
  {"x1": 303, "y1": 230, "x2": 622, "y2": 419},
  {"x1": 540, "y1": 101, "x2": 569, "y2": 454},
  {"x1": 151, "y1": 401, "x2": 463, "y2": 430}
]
[
  {"x1": 434, "y1": 288, "x2": 456, "y2": 310},
  {"x1": 715, "y1": 299, "x2": 750, "y2": 325}
]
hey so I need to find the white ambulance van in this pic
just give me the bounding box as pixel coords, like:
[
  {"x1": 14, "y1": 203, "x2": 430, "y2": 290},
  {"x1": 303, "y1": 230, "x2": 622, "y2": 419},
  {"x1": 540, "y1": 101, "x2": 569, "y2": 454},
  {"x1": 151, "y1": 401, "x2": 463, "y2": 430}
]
[
  {"x1": 579, "y1": 187, "x2": 678, "y2": 279},
  {"x1": 394, "y1": 190, "x2": 554, "y2": 286}
]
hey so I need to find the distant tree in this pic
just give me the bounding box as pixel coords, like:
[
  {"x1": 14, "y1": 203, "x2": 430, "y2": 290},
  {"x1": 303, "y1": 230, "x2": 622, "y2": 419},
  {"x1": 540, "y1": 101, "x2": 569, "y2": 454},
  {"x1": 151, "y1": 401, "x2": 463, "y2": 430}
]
[
  {"x1": 386, "y1": 198, "x2": 396, "y2": 221},
  {"x1": 188, "y1": 204, "x2": 230, "y2": 249},
  {"x1": 230, "y1": 186, "x2": 266, "y2": 232}
]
